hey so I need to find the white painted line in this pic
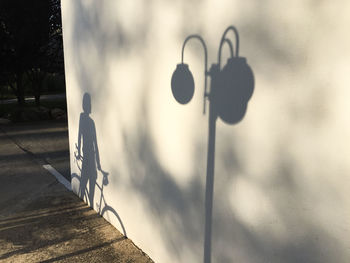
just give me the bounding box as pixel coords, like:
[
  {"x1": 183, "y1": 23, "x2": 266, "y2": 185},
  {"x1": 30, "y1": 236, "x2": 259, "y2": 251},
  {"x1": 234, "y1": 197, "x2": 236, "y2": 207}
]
[{"x1": 43, "y1": 164, "x2": 72, "y2": 191}]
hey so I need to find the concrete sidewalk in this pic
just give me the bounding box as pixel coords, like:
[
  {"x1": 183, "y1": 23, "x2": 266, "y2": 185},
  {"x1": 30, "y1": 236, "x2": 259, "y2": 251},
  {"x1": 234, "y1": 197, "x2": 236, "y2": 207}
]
[
  {"x1": 0, "y1": 120, "x2": 71, "y2": 181},
  {"x1": 0, "y1": 121, "x2": 152, "y2": 262}
]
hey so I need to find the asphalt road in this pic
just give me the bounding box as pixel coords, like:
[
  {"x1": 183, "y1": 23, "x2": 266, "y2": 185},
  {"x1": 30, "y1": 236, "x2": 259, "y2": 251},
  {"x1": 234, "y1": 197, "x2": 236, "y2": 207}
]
[{"x1": 0, "y1": 94, "x2": 66, "y2": 105}]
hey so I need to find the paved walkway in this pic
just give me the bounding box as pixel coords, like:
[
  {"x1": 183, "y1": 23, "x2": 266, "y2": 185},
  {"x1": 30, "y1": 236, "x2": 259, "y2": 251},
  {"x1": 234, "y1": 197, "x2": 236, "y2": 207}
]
[
  {"x1": 0, "y1": 121, "x2": 152, "y2": 263},
  {"x1": 0, "y1": 120, "x2": 70, "y2": 181}
]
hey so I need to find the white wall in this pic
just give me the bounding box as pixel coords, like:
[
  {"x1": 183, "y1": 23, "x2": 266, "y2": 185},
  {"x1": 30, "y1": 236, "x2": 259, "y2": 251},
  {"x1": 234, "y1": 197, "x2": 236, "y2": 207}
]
[{"x1": 61, "y1": 1, "x2": 350, "y2": 262}]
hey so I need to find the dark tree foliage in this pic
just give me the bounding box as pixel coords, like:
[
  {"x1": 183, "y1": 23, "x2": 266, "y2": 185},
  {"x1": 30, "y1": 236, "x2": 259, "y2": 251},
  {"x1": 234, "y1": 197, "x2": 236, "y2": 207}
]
[{"x1": 0, "y1": 0, "x2": 64, "y2": 106}]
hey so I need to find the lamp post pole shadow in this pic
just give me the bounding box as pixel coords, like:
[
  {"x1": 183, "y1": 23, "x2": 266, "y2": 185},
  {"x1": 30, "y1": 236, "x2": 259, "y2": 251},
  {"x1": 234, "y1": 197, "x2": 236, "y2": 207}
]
[{"x1": 204, "y1": 91, "x2": 217, "y2": 263}]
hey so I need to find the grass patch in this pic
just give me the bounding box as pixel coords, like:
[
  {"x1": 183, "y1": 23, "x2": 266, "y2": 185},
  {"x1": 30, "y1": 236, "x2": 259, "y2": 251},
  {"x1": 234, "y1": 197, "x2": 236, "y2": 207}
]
[{"x1": 0, "y1": 97, "x2": 67, "y2": 121}]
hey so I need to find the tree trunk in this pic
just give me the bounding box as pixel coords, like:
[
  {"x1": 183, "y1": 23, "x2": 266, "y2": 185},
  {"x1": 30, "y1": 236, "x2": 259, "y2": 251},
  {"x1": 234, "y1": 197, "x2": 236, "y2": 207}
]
[
  {"x1": 35, "y1": 93, "x2": 40, "y2": 107},
  {"x1": 33, "y1": 70, "x2": 44, "y2": 107},
  {"x1": 16, "y1": 72, "x2": 25, "y2": 107}
]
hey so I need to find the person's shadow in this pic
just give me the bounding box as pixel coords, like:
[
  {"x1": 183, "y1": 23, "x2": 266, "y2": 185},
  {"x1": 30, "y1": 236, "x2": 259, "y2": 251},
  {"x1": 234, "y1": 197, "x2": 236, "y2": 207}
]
[
  {"x1": 72, "y1": 92, "x2": 127, "y2": 237},
  {"x1": 76, "y1": 92, "x2": 101, "y2": 207}
]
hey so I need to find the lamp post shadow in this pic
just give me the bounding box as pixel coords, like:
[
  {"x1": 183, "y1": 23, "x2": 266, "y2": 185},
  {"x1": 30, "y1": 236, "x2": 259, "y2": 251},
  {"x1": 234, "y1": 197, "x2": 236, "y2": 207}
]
[{"x1": 171, "y1": 26, "x2": 255, "y2": 263}]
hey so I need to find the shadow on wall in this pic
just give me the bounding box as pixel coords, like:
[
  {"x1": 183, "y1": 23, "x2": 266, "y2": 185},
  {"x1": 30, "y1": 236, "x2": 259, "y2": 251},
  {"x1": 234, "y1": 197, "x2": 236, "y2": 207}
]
[
  {"x1": 71, "y1": 92, "x2": 127, "y2": 237},
  {"x1": 67, "y1": 2, "x2": 344, "y2": 261},
  {"x1": 122, "y1": 21, "x2": 342, "y2": 260},
  {"x1": 171, "y1": 25, "x2": 254, "y2": 263}
]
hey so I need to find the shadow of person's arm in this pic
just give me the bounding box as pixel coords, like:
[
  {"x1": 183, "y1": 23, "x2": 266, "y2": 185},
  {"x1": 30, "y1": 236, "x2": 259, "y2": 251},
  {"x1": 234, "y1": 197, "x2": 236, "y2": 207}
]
[
  {"x1": 77, "y1": 113, "x2": 83, "y2": 159},
  {"x1": 92, "y1": 121, "x2": 101, "y2": 171}
]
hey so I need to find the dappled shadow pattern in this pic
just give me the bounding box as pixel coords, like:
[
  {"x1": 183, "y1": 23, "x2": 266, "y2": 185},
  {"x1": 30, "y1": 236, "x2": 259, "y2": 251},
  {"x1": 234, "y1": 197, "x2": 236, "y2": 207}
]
[
  {"x1": 0, "y1": 194, "x2": 129, "y2": 262},
  {"x1": 65, "y1": 2, "x2": 346, "y2": 262},
  {"x1": 120, "y1": 24, "x2": 339, "y2": 262}
]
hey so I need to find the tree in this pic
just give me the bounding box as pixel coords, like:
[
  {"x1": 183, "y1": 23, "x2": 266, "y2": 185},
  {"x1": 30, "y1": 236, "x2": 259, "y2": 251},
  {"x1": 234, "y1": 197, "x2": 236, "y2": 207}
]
[
  {"x1": 28, "y1": 0, "x2": 64, "y2": 106},
  {"x1": 0, "y1": 0, "x2": 64, "y2": 106}
]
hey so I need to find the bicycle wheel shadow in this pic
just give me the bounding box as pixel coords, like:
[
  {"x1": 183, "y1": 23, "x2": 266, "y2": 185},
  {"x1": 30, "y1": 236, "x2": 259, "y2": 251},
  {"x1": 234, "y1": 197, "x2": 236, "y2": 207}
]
[{"x1": 71, "y1": 92, "x2": 127, "y2": 237}]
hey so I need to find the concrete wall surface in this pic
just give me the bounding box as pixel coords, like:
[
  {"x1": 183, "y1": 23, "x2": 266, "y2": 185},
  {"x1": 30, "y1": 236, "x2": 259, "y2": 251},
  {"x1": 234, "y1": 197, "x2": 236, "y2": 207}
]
[{"x1": 61, "y1": 1, "x2": 350, "y2": 262}]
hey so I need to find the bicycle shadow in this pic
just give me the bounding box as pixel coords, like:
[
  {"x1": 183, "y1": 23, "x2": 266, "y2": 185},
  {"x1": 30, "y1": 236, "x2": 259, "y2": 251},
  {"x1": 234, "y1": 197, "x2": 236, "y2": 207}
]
[{"x1": 71, "y1": 92, "x2": 127, "y2": 237}]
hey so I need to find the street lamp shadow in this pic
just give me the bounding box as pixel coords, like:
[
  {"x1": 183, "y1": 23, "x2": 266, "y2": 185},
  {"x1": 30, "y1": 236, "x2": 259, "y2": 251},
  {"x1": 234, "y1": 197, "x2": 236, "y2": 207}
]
[{"x1": 171, "y1": 25, "x2": 255, "y2": 263}]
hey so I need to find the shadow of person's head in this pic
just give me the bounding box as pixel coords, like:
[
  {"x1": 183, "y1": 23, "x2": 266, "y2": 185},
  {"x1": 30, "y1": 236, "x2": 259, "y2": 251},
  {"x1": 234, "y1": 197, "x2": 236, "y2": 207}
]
[{"x1": 82, "y1": 92, "x2": 91, "y2": 114}]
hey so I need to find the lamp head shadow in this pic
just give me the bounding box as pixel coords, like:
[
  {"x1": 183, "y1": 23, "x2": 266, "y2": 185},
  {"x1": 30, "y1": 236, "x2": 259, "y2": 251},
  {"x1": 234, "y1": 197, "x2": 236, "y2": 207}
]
[
  {"x1": 212, "y1": 57, "x2": 254, "y2": 124},
  {"x1": 171, "y1": 63, "x2": 195, "y2": 104}
]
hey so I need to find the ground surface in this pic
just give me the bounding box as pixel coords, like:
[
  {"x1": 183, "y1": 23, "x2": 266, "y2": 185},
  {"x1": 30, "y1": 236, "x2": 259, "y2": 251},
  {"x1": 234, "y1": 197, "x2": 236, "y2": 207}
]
[
  {"x1": 1, "y1": 120, "x2": 70, "y2": 181},
  {"x1": 0, "y1": 120, "x2": 153, "y2": 263}
]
